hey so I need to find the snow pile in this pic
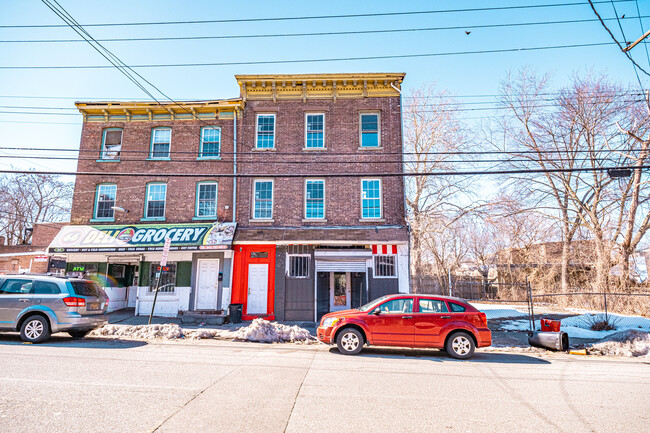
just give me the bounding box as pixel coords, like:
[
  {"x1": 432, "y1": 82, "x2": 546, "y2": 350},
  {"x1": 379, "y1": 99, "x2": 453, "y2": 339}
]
[
  {"x1": 91, "y1": 323, "x2": 184, "y2": 340},
  {"x1": 234, "y1": 319, "x2": 316, "y2": 344},
  {"x1": 587, "y1": 330, "x2": 650, "y2": 357},
  {"x1": 470, "y1": 303, "x2": 529, "y2": 319}
]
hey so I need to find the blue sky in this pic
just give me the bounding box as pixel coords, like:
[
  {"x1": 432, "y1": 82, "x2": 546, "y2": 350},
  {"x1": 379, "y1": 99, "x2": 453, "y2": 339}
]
[{"x1": 1, "y1": 0, "x2": 649, "y2": 174}]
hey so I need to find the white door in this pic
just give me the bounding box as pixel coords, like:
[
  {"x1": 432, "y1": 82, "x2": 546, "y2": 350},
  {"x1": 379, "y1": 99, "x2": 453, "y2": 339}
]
[
  {"x1": 330, "y1": 272, "x2": 351, "y2": 311},
  {"x1": 127, "y1": 286, "x2": 137, "y2": 308},
  {"x1": 247, "y1": 263, "x2": 268, "y2": 314},
  {"x1": 196, "y1": 259, "x2": 219, "y2": 310}
]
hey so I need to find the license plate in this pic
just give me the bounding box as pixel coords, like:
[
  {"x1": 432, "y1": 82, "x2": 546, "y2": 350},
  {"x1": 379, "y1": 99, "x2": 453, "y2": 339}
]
[{"x1": 88, "y1": 302, "x2": 100, "y2": 311}]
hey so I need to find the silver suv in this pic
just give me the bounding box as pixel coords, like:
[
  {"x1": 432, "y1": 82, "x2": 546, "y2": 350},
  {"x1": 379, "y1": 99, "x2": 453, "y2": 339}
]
[{"x1": 0, "y1": 274, "x2": 108, "y2": 343}]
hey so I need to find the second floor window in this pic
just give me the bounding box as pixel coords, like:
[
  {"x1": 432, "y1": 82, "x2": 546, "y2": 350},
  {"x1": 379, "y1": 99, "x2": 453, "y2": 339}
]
[
  {"x1": 361, "y1": 179, "x2": 382, "y2": 219},
  {"x1": 150, "y1": 128, "x2": 171, "y2": 159},
  {"x1": 256, "y1": 114, "x2": 275, "y2": 149},
  {"x1": 101, "y1": 128, "x2": 122, "y2": 160},
  {"x1": 305, "y1": 113, "x2": 324, "y2": 148},
  {"x1": 305, "y1": 179, "x2": 325, "y2": 219},
  {"x1": 360, "y1": 113, "x2": 380, "y2": 147},
  {"x1": 196, "y1": 182, "x2": 218, "y2": 218},
  {"x1": 253, "y1": 180, "x2": 273, "y2": 219},
  {"x1": 145, "y1": 183, "x2": 167, "y2": 219},
  {"x1": 94, "y1": 184, "x2": 116, "y2": 220},
  {"x1": 200, "y1": 127, "x2": 221, "y2": 158}
]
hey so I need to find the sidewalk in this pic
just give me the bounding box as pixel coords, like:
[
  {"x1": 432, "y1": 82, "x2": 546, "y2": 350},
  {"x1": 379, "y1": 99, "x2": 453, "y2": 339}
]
[{"x1": 107, "y1": 308, "x2": 318, "y2": 335}]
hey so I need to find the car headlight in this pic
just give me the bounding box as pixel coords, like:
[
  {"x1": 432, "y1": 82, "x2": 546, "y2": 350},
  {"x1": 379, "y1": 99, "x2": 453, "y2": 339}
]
[{"x1": 322, "y1": 317, "x2": 342, "y2": 327}]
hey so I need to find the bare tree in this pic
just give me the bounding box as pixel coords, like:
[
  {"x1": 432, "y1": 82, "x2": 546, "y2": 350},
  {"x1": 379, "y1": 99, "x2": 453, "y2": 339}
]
[{"x1": 0, "y1": 173, "x2": 73, "y2": 245}]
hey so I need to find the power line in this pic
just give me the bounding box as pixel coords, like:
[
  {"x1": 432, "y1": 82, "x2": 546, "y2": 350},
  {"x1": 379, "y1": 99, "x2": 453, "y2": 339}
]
[
  {"x1": 0, "y1": 42, "x2": 617, "y2": 70},
  {"x1": 0, "y1": 1, "x2": 635, "y2": 29},
  {"x1": 634, "y1": 0, "x2": 650, "y2": 68},
  {"x1": 2, "y1": 16, "x2": 649, "y2": 44}
]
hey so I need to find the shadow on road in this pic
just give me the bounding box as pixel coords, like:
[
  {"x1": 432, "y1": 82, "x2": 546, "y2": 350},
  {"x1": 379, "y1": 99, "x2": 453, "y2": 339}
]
[
  {"x1": 0, "y1": 333, "x2": 147, "y2": 349},
  {"x1": 328, "y1": 346, "x2": 551, "y2": 364}
]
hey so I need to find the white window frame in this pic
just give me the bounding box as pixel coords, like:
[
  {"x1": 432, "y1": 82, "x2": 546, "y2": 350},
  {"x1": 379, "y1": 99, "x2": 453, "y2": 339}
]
[
  {"x1": 359, "y1": 111, "x2": 381, "y2": 148},
  {"x1": 286, "y1": 254, "x2": 311, "y2": 278},
  {"x1": 101, "y1": 128, "x2": 123, "y2": 160},
  {"x1": 374, "y1": 255, "x2": 397, "y2": 278},
  {"x1": 360, "y1": 178, "x2": 383, "y2": 219},
  {"x1": 94, "y1": 183, "x2": 117, "y2": 220},
  {"x1": 199, "y1": 126, "x2": 221, "y2": 159},
  {"x1": 252, "y1": 179, "x2": 274, "y2": 220},
  {"x1": 255, "y1": 113, "x2": 276, "y2": 149},
  {"x1": 304, "y1": 179, "x2": 326, "y2": 220},
  {"x1": 150, "y1": 127, "x2": 172, "y2": 159},
  {"x1": 145, "y1": 182, "x2": 167, "y2": 219},
  {"x1": 195, "y1": 181, "x2": 219, "y2": 218},
  {"x1": 304, "y1": 112, "x2": 325, "y2": 149}
]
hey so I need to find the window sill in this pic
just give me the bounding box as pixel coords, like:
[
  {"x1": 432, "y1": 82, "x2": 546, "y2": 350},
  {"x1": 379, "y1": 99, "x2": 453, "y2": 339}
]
[
  {"x1": 192, "y1": 216, "x2": 218, "y2": 221},
  {"x1": 302, "y1": 147, "x2": 327, "y2": 151},
  {"x1": 302, "y1": 218, "x2": 327, "y2": 223},
  {"x1": 141, "y1": 217, "x2": 166, "y2": 222},
  {"x1": 96, "y1": 159, "x2": 120, "y2": 163},
  {"x1": 252, "y1": 147, "x2": 276, "y2": 151},
  {"x1": 359, "y1": 218, "x2": 385, "y2": 223},
  {"x1": 146, "y1": 157, "x2": 172, "y2": 161},
  {"x1": 197, "y1": 156, "x2": 222, "y2": 161},
  {"x1": 89, "y1": 218, "x2": 115, "y2": 223},
  {"x1": 250, "y1": 218, "x2": 275, "y2": 223},
  {"x1": 358, "y1": 146, "x2": 383, "y2": 151}
]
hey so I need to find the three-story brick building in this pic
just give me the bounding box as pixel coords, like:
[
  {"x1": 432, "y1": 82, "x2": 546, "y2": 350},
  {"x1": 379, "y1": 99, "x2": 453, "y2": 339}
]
[{"x1": 49, "y1": 73, "x2": 409, "y2": 320}]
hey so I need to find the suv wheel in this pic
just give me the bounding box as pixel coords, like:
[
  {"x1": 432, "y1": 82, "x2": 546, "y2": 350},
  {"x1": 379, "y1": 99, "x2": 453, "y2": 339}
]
[
  {"x1": 336, "y1": 328, "x2": 364, "y2": 355},
  {"x1": 20, "y1": 315, "x2": 51, "y2": 343},
  {"x1": 445, "y1": 331, "x2": 475, "y2": 360}
]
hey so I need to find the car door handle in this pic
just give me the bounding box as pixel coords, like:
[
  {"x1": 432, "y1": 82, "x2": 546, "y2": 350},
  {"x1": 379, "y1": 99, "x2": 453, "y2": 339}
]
[
  {"x1": 402, "y1": 316, "x2": 413, "y2": 319},
  {"x1": 441, "y1": 316, "x2": 451, "y2": 319},
  {"x1": 19, "y1": 299, "x2": 30, "y2": 303}
]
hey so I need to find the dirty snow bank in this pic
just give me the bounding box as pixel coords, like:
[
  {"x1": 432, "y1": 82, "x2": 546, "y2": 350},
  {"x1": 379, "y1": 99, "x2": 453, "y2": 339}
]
[
  {"x1": 587, "y1": 330, "x2": 650, "y2": 357},
  {"x1": 234, "y1": 319, "x2": 316, "y2": 344},
  {"x1": 469, "y1": 303, "x2": 529, "y2": 319},
  {"x1": 91, "y1": 324, "x2": 185, "y2": 339}
]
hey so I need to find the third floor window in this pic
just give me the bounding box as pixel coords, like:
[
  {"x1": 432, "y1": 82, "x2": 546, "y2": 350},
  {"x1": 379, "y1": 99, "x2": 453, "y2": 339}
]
[
  {"x1": 150, "y1": 128, "x2": 171, "y2": 159},
  {"x1": 305, "y1": 113, "x2": 325, "y2": 148},
  {"x1": 256, "y1": 114, "x2": 276, "y2": 149},
  {"x1": 101, "y1": 128, "x2": 122, "y2": 160},
  {"x1": 200, "y1": 127, "x2": 221, "y2": 158},
  {"x1": 360, "y1": 112, "x2": 380, "y2": 148}
]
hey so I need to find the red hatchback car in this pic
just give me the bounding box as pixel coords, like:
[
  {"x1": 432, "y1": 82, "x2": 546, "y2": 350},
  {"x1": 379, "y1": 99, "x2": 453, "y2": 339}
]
[{"x1": 317, "y1": 294, "x2": 491, "y2": 359}]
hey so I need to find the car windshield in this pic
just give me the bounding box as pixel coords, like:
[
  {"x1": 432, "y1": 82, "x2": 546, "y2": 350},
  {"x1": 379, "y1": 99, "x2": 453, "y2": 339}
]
[
  {"x1": 70, "y1": 281, "x2": 101, "y2": 297},
  {"x1": 357, "y1": 296, "x2": 390, "y2": 312}
]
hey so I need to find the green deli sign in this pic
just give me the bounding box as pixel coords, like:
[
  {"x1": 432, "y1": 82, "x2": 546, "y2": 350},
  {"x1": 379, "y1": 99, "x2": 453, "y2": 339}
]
[{"x1": 48, "y1": 222, "x2": 236, "y2": 253}]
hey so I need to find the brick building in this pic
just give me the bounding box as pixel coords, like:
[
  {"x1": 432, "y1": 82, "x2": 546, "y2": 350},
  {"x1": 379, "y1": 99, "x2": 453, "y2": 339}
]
[
  {"x1": 49, "y1": 73, "x2": 410, "y2": 320},
  {"x1": 0, "y1": 223, "x2": 66, "y2": 274}
]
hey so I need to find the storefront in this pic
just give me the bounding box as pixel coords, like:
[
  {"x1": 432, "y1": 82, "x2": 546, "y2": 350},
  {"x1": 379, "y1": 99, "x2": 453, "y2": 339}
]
[{"x1": 48, "y1": 222, "x2": 236, "y2": 317}]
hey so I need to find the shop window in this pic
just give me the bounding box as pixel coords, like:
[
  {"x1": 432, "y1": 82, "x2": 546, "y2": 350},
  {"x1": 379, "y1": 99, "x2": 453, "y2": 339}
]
[
  {"x1": 200, "y1": 127, "x2": 221, "y2": 158},
  {"x1": 374, "y1": 255, "x2": 396, "y2": 278},
  {"x1": 288, "y1": 254, "x2": 310, "y2": 278},
  {"x1": 148, "y1": 263, "x2": 176, "y2": 294},
  {"x1": 101, "y1": 128, "x2": 122, "y2": 160}
]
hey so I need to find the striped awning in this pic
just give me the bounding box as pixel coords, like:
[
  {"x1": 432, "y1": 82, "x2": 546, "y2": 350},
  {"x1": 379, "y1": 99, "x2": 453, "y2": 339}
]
[{"x1": 371, "y1": 245, "x2": 398, "y2": 255}]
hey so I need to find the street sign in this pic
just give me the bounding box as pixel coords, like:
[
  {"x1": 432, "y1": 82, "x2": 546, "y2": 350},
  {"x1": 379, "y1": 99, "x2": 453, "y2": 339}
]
[{"x1": 160, "y1": 237, "x2": 171, "y2": 267}]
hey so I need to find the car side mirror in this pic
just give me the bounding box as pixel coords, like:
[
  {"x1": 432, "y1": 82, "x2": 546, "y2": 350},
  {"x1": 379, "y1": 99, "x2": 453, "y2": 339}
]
[{"x1": 373, "y1": 307, "x2": 381, "y2": 315}]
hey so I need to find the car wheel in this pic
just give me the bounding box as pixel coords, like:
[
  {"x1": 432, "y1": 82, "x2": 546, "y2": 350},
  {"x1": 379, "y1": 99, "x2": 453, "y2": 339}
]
[
  {"x1": 20, "y1": 315, "x2": 51, "y2": 344},
  {"x1": 445, "y1": 331, "x2": 475, "y2": 360},
  {"x1": 68, "y1": 330, "x2": 90, "y2": 339},
  {"x1": 336, "y1": 328, "x2": 364, "y2": 355}
]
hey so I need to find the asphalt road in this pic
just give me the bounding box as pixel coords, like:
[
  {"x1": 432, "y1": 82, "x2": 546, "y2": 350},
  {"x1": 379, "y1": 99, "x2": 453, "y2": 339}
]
[{"x1": 0, "y1": 334, "x2": 647, "y2": 433}]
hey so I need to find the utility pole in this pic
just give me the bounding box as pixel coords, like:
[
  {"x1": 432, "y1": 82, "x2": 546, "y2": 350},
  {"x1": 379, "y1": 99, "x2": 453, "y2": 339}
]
[{"x1": 623, "y1": 29, "x2": 650, "y2": 52}]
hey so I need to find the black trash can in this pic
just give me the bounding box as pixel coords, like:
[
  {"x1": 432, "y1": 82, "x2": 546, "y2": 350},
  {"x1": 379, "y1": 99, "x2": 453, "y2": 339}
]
[{"x1": 228, "y1": 303, "x2": 243, "y2": 324}]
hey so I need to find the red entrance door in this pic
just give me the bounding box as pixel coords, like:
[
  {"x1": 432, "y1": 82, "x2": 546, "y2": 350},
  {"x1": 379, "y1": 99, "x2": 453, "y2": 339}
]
[{"x1": 232, "y1": 244, "x2": 276, "y2": 320}]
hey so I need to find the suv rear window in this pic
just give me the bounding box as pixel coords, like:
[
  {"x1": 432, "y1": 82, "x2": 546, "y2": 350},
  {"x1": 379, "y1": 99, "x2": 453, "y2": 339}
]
[
  {"x1": 70, "y1": 281, "x2": 101, "y2": 297},
  {"x1": 449, "y1": 303, "x2": 467, "y2": 312}
]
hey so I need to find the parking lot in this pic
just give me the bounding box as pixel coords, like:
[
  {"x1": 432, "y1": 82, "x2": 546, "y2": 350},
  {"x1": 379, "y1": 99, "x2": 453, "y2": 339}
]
[{"x1": 0, "y1": 334, "x2": 648, "y2": 433}]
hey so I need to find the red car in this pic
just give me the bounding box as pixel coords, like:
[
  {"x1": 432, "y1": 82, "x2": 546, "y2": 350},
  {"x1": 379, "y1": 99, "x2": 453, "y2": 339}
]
[{"x1": 317, "y1": 294, "x2": 491, "y2": 359}]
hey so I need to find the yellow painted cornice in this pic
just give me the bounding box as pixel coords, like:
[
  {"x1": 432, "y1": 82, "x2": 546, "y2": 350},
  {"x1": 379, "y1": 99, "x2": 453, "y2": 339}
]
[
  {"x1": 76, "y1": 99, "x2": 243, "y2": 122},
  {"x1": 235, "y1": 73, "x2": 405, "y2": 101}
]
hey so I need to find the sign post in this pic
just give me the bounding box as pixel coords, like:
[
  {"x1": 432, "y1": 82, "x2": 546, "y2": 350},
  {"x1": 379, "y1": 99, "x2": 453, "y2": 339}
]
[{"x1": 148, "y1": 237, "x2": 171, "y2": 325}]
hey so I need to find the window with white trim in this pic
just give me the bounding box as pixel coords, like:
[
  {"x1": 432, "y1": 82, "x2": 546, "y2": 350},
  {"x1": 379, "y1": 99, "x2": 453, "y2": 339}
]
[
  {"x1": 150, "y1": 128, "x2": 171, "y2": 159},
  {"x1": 253, "y1": 180, "x2": 273, "y2": 219},
  {"x1": 101, "y1": 128, "x2": 122, "y2": 160},
  {"x1": 374, "y1": 255, "x2": 397, "y2": 277},
  {"x1": 305, "y1": 179, "x2": 325, "y2": 219},
  {"x1": 200, "y1": 127, "x2": 221, "y2": 158},
  {"x1": 145, "y1": 183, "x2": 167, "y2": 219},
  {"x1": 361, "y1": 179, "x2": 382, "y2": 219},
  {"x1": 196, "y1": 182, "x2": 218, "y2": 217},
  {"x1": 305, "y1": 113, "x2": 324, "y2": 148},
  {"x1": 256, "y1": 114, "x2": 276, "y2": 149},
  {"x1": 287, "y1": 254, "x2": 310, "y2": 278},
  {"x1": 94, "y1": 184, "x2": 116, "y2": 219},
  {"x1": 148, "y1": 263, "x2": 176, "y2": 294},
  {"x1": 360, "y1": 112, "x2": 380, "y2": 147}
]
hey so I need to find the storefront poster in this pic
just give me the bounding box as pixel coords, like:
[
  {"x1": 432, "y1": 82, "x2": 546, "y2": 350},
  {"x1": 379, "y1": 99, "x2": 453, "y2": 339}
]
[{"x1": 49, "y1": 222, "x2": 236, "y2": 253}]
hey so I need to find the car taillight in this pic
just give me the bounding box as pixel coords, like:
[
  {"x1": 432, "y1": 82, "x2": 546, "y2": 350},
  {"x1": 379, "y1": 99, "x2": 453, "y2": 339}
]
[
  {"x1": 63, "y1": 297, "x2": 86, "y2": 307},
  {"x1": 105, "y1": 297, "x2": 109, "y2": 307},
  {"x1": 479, "y1": 312, "x2": 487, "y2": 327}
]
